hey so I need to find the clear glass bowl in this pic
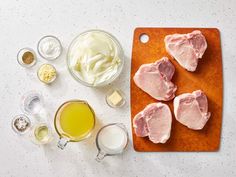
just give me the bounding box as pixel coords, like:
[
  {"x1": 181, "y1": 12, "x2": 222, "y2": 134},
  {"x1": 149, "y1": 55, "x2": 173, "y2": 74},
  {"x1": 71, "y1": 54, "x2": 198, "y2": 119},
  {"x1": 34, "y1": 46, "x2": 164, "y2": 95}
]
[
  {"x1": 29, "y1": 123, "x2": 54, "y2": 145},
  {"x1": 11, "y1": 114, "x2": 31, "y2": 135},
  {"x1": 21, "y1": 91, "x2": 44, "y2": 115},
  {"x1": 37, "y1": 64, "x2": 57, "y2": 84},
  {"x1": 37, "y1": 35, "x2": 62, "y2": 61},
  {"x1": 17, "y1": 48, "x2": 37, "y2": 68},
  {"x1": 105, "y1": 88, "x2": 126, "y2": 108},
  {"x1": 67, "y1": 30, "x2": 124, "y2": 87}
]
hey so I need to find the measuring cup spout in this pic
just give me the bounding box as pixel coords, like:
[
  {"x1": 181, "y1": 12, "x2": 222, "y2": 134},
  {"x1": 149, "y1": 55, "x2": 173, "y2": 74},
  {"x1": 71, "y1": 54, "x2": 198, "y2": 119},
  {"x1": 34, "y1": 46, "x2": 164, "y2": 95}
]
[
  {"x1": 95, "y1": 151, "x2": 106, "y2": 162},
  {"x1": 57, "y1": 137, "x2": 69, "y2": 150}
]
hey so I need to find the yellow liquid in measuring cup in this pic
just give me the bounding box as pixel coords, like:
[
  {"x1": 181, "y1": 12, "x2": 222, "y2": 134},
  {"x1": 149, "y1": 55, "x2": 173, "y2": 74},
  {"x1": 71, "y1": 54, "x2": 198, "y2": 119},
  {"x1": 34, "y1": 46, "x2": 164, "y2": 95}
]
[{"x1": 55, "y1": 101, "x2": 95, "y2": 141}]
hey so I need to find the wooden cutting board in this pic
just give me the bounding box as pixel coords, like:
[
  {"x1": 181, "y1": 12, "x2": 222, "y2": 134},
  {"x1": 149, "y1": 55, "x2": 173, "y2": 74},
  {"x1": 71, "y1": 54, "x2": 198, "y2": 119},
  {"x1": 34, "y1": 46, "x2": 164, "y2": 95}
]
[{"x1": 130, "y1": 28, "x2": 223, "y2": 152}]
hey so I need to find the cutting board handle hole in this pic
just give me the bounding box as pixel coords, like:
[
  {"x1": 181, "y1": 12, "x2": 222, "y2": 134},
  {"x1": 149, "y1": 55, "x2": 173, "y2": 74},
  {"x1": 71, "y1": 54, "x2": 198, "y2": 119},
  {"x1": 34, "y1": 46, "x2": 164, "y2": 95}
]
[{"x1": 139, "y1": 33, "x2": 149, "y2": 43}]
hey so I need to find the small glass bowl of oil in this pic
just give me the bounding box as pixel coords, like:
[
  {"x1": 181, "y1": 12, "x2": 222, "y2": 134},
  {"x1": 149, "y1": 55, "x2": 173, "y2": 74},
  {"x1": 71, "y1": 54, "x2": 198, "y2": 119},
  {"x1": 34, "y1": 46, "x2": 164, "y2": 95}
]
[{"x1": 30, "y1": 123, "x2": 53, "y2": 145}]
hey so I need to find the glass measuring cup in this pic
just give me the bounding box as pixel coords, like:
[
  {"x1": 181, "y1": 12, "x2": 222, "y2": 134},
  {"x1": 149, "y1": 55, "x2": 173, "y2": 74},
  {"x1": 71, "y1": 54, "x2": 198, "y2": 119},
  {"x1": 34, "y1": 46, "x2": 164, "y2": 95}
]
[
  {"x1": 95, "y1": 123, "x2": 129, "y2": 162},
  {"x1": 54, "y1": 100, "x2": 96, "y2": 149}
]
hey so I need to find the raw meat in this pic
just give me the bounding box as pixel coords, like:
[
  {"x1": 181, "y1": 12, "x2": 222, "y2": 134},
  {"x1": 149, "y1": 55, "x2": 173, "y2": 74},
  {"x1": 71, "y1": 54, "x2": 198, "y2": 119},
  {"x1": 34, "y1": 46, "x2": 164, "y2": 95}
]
[
  {"x1": 164, "y1": 30, "x2": 207, "y2": 72},
  {"x1": 173, "y1": 90, "x2": 211, "y2": 130},
  {"x1": 133, "y1": 102, "x2": 172, "y2": 144},
  {"x1": 133, "y1": 57, "x2": 177, "y2": 101}
]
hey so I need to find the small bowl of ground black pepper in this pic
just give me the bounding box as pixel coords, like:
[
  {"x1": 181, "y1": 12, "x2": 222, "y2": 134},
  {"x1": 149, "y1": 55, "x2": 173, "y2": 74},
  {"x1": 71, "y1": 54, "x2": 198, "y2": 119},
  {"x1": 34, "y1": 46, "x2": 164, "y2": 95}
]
[{"x1": 17, "y1": 48, "x2": 37, "y2": 68}]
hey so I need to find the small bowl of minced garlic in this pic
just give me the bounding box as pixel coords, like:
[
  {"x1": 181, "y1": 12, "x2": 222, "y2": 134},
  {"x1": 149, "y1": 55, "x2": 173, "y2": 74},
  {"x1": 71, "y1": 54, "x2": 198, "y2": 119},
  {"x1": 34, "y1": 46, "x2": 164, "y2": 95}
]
[{"x1": 37, "y1": 64, "x2": 57, "y2": 84}]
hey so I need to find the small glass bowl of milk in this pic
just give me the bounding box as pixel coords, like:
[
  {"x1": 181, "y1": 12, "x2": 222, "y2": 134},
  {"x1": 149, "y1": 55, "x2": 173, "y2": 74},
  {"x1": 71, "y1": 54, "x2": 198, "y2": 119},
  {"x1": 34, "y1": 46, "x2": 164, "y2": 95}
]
[{"x1": 95, "y1": 123, "x2": 129, "y2": 162}]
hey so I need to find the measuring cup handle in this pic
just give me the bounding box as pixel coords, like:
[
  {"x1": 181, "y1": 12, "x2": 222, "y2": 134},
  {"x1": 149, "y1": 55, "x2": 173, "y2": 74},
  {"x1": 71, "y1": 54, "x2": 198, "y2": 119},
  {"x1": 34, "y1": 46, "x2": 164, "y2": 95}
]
[
  {"x1": 95, "y1": 151, "x2": 106, "y2": 162},
  {"x1": 57, "y1": 137, "x2": 69, "y2": 150}
]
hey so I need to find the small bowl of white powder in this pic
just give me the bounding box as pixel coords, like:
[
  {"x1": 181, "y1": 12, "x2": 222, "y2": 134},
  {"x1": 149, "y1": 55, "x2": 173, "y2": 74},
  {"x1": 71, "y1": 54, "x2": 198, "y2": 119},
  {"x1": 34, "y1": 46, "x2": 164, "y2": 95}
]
[{"x1": 37, "y1": 35, "x2": 62, "y2": 60}]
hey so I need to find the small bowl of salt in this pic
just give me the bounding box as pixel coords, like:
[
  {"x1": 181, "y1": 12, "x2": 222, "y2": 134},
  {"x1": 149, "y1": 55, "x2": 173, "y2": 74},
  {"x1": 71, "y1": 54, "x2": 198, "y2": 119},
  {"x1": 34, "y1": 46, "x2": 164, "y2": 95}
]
[{"x1": 11, "y1": 114, "x2": 31, "y2": 135}]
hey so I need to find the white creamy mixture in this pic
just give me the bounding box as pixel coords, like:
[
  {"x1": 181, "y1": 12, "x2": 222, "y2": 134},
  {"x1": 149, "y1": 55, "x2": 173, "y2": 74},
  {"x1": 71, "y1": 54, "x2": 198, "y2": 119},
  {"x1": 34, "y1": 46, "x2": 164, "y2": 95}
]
[
  {"x1": 38, "y1": 36, "x2": 62, "y2": 60},
  {"x1": 68, "y1": 31, "x2": 121, "y2": 86}
]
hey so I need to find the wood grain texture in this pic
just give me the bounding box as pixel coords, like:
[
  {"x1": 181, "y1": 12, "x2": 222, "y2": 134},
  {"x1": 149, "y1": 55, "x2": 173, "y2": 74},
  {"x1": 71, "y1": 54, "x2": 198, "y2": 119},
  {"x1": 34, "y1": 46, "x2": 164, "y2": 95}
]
[{"x1": 130, "y1": 28, "x2": 223, "y2": 152}]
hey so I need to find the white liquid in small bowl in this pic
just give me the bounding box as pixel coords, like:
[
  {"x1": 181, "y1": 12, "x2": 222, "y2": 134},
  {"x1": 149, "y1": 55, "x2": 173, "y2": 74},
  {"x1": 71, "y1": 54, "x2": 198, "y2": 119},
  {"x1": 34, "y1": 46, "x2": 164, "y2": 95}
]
[{"x1": 97, "y1": 124, "x2": 128, "y2": 154}]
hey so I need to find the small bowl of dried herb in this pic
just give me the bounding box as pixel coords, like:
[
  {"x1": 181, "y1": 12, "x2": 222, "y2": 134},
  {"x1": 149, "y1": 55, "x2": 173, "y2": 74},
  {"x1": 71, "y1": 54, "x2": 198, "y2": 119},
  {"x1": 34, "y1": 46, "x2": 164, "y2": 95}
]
[{"x1": 17, "y1": 48, "x2": 37, "y2": 68}]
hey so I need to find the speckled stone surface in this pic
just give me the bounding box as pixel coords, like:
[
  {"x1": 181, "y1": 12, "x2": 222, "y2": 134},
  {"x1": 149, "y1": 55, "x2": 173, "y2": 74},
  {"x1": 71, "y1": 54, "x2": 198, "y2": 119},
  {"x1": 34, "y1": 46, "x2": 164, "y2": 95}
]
[{"x1": 0, "y1": 0, "x2": 235, "y2": 177}]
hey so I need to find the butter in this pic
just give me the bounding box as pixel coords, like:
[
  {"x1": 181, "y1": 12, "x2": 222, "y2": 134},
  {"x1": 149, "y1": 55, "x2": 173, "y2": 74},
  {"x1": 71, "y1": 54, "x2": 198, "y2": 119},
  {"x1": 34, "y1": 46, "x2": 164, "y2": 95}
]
[{"x1": 108, "y1": 91, "x2": 123, "y2": 106}]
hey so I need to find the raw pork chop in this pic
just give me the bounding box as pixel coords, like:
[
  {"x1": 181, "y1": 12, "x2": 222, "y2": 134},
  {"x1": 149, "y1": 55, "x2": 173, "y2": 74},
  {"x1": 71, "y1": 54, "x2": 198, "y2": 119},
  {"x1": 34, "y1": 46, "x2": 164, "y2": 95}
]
[
  {"x1": 173, "y1": 90, "x2": 211, "y2": 130},
  {"x1": 133, "y1": 57, "x2": 177, "y2": 101},
  {"x1": 133, "y1": 102, "x2": 172, "y2": 143},
  {"x1": 164, "y1": 30, "x2": 207, "y2": 72}
]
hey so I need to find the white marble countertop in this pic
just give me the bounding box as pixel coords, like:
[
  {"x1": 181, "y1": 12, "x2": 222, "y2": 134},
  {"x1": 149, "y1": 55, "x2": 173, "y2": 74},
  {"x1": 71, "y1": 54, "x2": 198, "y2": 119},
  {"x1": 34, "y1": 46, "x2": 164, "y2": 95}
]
[{"x1": 0, "y1": 0, "x2": 236, "y2": 177}]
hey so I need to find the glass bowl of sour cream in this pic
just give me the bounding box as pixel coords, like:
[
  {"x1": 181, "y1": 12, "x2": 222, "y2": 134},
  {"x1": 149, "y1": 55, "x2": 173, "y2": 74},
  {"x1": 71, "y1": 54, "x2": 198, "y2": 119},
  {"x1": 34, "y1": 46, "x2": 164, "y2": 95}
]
[{"x1": 67, "y1": 30, "x2": 124, "y2": 87}]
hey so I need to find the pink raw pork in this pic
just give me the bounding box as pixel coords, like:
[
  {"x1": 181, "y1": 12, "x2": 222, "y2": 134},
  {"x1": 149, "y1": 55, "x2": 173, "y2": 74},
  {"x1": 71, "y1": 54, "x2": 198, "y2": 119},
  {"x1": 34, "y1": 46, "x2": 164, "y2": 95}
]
[
  {"x1": 133, "y1": 57, "x2": 177, "y2": 101},
  {"x1": 133, "y1": 102, "x2": 172, "y2": 144},
  {"x1": 164, "y1": 30, "x2": 207, "y2": 72},
  {"x1": 173, "y1": 90, "x2": 211, "y2": 130}
]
